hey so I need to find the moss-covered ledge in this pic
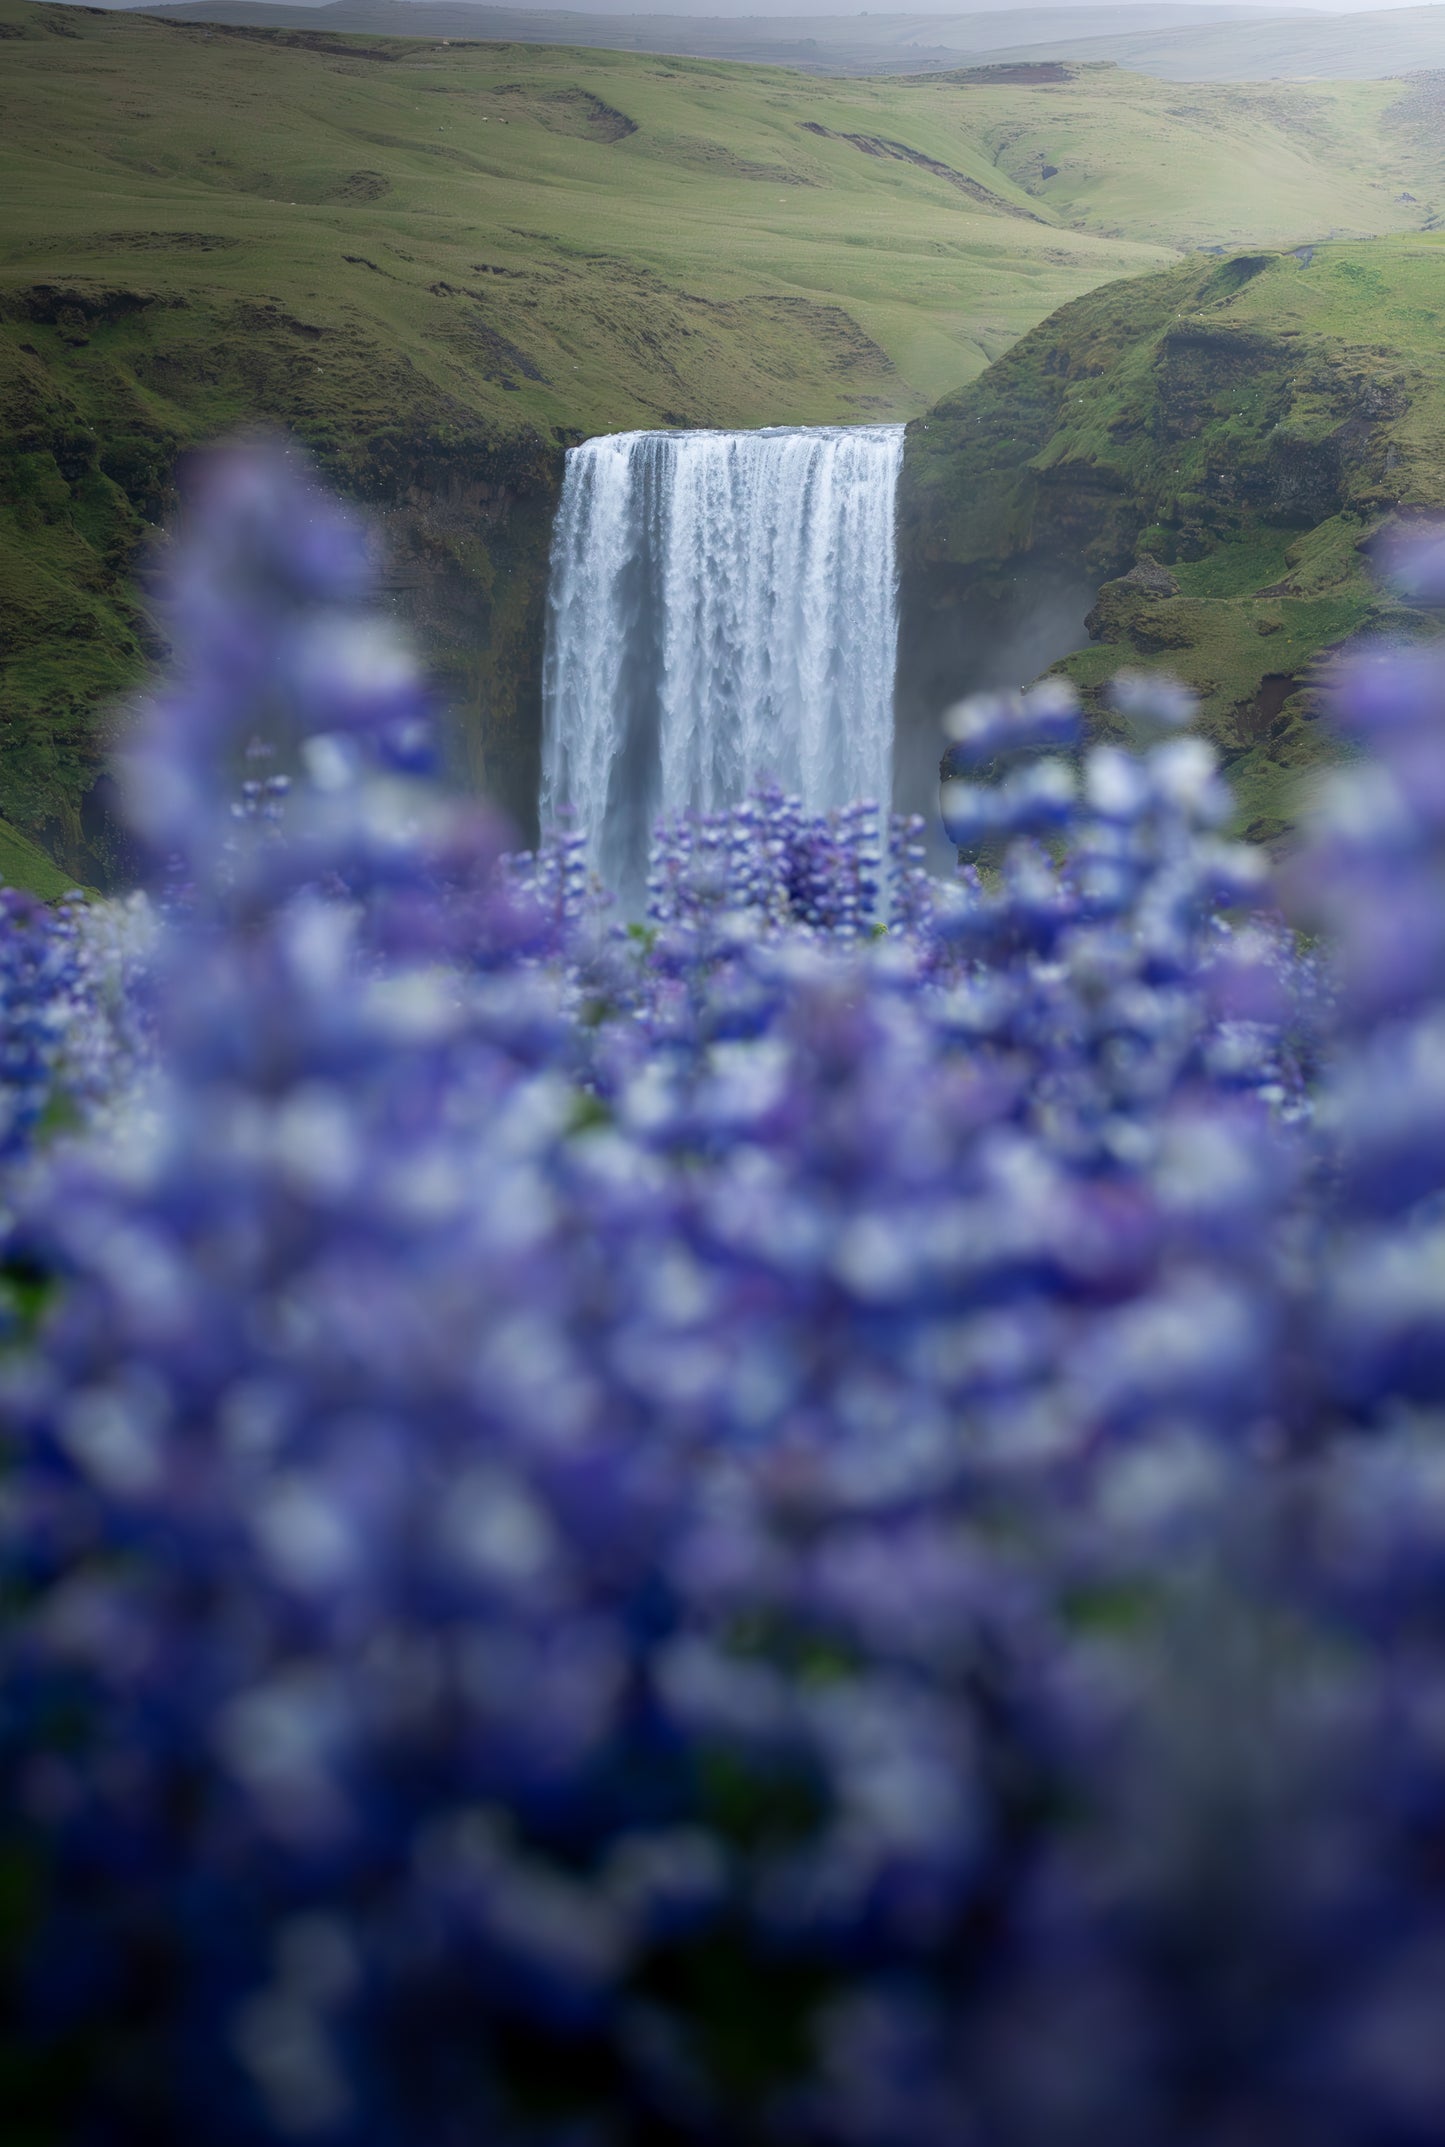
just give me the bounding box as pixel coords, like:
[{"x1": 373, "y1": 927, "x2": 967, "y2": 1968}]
[{"x1": 896, "y1": 239, "x2": 1445, "y2": 840}]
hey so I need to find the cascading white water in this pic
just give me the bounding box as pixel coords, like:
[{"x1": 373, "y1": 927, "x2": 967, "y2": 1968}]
[{"x1": 540, "y1": 424, "x2": 905, "y2": 897}]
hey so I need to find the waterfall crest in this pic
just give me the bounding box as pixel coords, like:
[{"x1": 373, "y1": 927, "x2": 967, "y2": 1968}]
[{"x1": 541, "y1": 424, "x2": 904, "y2": 897}]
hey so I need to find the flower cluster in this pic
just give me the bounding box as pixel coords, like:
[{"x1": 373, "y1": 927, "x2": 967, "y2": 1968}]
[
  {"x1": 3, "y1": 443, "x2": 1445, "y2": 2147},
  {"x1": 0, "y1": 888, "x2": 150, "y2": 1199}
]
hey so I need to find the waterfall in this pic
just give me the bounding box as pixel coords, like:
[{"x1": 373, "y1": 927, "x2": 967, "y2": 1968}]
[{"x1": 540, "y1": 424, "x2": 905, "y2": 898}]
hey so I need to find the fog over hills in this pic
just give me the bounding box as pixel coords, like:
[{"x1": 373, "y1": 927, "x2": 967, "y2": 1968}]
[
  {"x1": 108, "y1": 0, "x2": 1445, "y2": 78},
  {"x1": 984, "y1": 3, "x2": 1445, "y2": 72}
]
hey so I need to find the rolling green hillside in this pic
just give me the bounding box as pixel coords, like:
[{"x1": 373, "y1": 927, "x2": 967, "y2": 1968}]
[
  {"x1": 4, "y1": 0, "x2": 1445, "y2": 886},
  {"x1": 900, "y1": 237, "x2": 1445, "y2": 843},
  {"x1": 952, "y1": 66, "x2": 1445, "y2": 249}
]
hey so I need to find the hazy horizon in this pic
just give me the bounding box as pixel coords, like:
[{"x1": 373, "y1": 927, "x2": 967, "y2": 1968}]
[{"x1": 82, "y1": 0, "x2": 1445, "y2": 18}]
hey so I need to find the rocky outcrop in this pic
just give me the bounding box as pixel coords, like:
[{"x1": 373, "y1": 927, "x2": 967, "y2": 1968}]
[
  {"x1": 1086, "y1": 566, "x2": 1197, "y2": 650},
  {"x1": 1116, "y1": 553, "x2": 1178, "y2": 597}
]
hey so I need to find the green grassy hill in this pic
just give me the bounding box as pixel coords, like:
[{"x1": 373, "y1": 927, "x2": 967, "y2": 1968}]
[
  {"x1": 900, "y1": 236, "x2": 1445, "y2": 842},
  {"x1": 951, "y1": 65, "x2": 1445, "y2": 250},
  {"x1": 4, "y1": 0, "x2": 1445, "y2": 886}
]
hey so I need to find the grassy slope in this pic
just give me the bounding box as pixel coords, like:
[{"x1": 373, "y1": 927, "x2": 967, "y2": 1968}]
[
  {"x1": 3, "y1": 0, "x2": 1444, "y2": 887},
  {"x1": 965, "y1": 69, "x2": 1445, "y2": 248},
  {"x1": 902, "y1": 237, "x2": 1445, "y2": 841},
  {"x1": 0, "y1": 814, "x2": 79, "y2": 901}
]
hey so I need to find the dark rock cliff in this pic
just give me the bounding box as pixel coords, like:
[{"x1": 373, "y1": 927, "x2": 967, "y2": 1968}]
[
  {"x1": 364, "y1": 434, "x2": 559, "y2": 843},
  {"x1": 0, "y1": 286, "x2": 562, "y2": 886}
]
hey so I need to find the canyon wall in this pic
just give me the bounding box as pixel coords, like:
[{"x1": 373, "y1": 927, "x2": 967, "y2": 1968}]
[
  {"x1": 0, "y1": 285, "x2": 562, "y2": 884},
  {"x1": 896, "y1": 241, "x2": 1445, "y2": 840}
]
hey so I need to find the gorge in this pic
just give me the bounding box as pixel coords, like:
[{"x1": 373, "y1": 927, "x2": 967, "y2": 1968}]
[{"x1": 8, "y1": 0, "x2": 1445, "y2": 894}]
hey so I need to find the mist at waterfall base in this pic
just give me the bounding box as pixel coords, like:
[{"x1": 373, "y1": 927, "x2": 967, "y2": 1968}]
[
  {"x1": 541, "y1": 424, "x2": 903, "y2": 904},
  {"x1": 894, "y1": 557, "x2": 1097, "y2": 868}
]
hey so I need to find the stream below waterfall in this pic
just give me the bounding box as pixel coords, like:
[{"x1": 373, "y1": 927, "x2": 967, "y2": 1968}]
[{"x1": 540, "y1": 424, "x2": 904, "y2": 900}]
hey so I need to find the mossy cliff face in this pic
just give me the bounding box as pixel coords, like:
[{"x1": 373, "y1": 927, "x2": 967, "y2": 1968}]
[
  {"x1": 0, "y1": 288, "x2": 559, "y2": 885},
  {"x1": 897, "y1": 239, "x2": 1445, "y2": 840},
  {"x1": 359, "y1": 432, "x2": 559, "y2": 842}
]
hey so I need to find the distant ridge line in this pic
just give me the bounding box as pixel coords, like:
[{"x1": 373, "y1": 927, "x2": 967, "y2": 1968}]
[{"x1": 114, "y1": 1, "x2": 1445, "y2": 80}]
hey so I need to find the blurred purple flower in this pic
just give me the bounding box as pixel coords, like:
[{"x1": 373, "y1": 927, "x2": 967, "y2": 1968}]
[{"x1": 4, "y1": 443, "x2": 1445, "y2": 2147}]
